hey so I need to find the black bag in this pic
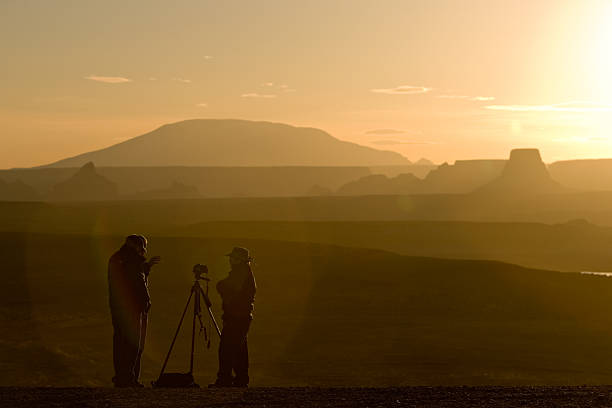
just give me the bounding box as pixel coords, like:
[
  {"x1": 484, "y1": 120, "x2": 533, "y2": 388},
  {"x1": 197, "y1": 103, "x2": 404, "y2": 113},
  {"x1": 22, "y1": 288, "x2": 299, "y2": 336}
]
[{"x1": 152, "y1": 372, "x2": 199, "y2": 388}]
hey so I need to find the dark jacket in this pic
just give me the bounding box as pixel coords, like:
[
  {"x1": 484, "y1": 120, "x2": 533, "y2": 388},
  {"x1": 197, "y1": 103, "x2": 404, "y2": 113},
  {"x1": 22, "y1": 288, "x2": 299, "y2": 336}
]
[
  {"x1": 216, "y1": 264, "x2": 256, "y2": 320},
  {"x1": 108, "y1": 244, "x2": 151, "y2": 321}
]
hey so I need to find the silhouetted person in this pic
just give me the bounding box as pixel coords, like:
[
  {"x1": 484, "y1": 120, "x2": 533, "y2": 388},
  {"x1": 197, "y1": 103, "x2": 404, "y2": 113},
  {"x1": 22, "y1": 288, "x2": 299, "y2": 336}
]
[
  {"x1": 108, "y1": 235, "x2": 160, "y2": 387},
  {"x1": 210, "y1": 247, "x2": 257, "y2": 388}
]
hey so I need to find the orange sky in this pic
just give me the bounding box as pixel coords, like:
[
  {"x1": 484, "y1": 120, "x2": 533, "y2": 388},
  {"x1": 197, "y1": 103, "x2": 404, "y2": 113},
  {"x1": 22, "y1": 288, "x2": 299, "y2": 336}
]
[{"x1": 1, "y1": 0, "x2": 612, "y2": 168}]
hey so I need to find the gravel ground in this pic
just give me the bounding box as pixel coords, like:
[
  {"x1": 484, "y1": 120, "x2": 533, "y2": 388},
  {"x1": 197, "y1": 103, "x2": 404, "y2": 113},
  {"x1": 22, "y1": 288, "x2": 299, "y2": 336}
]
[{"x1": 4, "y1": 386, "x2": 612, "y2": 408}]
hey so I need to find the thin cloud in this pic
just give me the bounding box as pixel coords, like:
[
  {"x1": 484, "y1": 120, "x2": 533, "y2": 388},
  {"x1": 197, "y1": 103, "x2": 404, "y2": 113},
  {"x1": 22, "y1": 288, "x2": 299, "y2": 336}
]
[
  {"x1": 241, "y1": 93, "x2": 277, "y2": 98},
  {"x1": 261, "y1": 83, "x2": 296, "y2": 92},
  {"x1": 437, "y1": 95, "x2": 470, "y2": 99},
  {"x1": 279, "y1": 84, "x2": 296, "y2": 92},
  {"x1": 204, "y1": 55, "x2": 213, "y2": 60},
  {"x1": 438, "y1": 95, "x2": 495, "y2": 101},
  {"x1": 148, "y1": 77, "x2": 158, "y2": 81},
  {"x1": 85, "y1": 75, "x2": 132, "y2": 84},
  {"x1": 371, "y1": 85, "x2": 432, "y2": 95},
  {"x1": 172, "y1": 78, "x2": 192, "y2": 83},
  {"x1": 485, "y1": 102, "x2": 612, "y2": 113},
  {"x1": 196, "y1": 103, "x2": 208, "y2": 108},
  {"x1": 372, "y1": 140, "x2": 441, "y2": 145},
  {"x1": 365, "y1": 129, "x2": 405, "y2": 135}
]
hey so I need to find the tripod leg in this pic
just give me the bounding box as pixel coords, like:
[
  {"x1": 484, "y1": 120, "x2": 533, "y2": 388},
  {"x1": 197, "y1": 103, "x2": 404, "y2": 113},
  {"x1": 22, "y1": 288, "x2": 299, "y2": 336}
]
[
  {"x1": 158, "y1": 288, "x2": 194, "y2": 379},
  {"x1": 207, "y1": 307, "x2": 222, "y2": 338},
  {"x1": 197, "y1": 314, "x2": 208, "y2": 340},
  {"x1": 189, "y1": 286, "x2": 200, "y2": 373},
  {"x1": 199, "y1": 286, "x2": 222, "y2": 337}
]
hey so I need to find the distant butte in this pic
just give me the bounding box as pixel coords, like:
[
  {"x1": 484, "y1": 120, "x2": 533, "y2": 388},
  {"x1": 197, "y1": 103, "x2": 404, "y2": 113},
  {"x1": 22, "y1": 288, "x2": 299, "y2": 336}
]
[
  {"x1": 474, "y1": 149, "x2": 566, "y2": 195},
  {"x1": 47, "y1": 162, "x2": 118, "y2": 201}
]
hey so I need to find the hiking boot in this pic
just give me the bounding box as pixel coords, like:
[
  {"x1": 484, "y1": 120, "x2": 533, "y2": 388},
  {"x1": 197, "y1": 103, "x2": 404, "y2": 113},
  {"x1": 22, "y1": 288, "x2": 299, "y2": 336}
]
[{"x1": 233, "y1": 375, "x2": 249, "y2": 388}]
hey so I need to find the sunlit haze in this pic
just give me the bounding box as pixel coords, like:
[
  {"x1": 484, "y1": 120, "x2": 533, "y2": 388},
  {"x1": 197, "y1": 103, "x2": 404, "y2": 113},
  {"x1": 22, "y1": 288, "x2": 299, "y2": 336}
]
[{"x1": 2, "y1": 0, "x2": 612, "y2": 168}]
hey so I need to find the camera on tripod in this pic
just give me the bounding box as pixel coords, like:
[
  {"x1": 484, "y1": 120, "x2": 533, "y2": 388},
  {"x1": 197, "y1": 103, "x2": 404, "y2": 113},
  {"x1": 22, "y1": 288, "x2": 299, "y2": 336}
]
[
  {"x1": 153, "y1": 263, "x2": 221, "y2": 388},
  {"x1": 192, "y1": 264, "x2": 209, "y2": 281}
]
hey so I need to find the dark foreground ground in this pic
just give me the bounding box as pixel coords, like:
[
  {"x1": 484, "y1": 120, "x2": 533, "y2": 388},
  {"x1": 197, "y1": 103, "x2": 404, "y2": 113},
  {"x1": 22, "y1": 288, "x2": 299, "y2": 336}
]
[{"x1": 5, "y1": 387, "x2": 612, "y2": 408}]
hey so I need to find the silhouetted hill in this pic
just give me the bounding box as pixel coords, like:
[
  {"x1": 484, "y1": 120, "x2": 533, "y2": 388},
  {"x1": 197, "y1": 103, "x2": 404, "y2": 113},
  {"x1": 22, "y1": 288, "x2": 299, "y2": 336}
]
[
  {"x1": 416, "y1": 158, "x2": 435, "y2": 166},
  {"x1": 1, "y1": 152, "x2": 585, "y2": 199},
  {"x1": 0, "y1": 166, "x2": 373, "y2": 198},
  {"x1": 10, "y1": 192, "x2": 612, "y2": 235},
  {"x1": 337, "y1": 159, "x2": 509, "y2": 196},
  {"x1": 369, "y1": 164, "x2": 435, "y2": 178},
  {"x1": 306, "y1": 184, "x2": 333, "y2": 196},
  {"x1": 337, "y1": 173, "x2": 422, "y2": 195},
  {"x1": 42, "y1": 119, "x2": 410, "y2": 167},
  {"x1": 9, "y1": 196, "x2": 612, "y2": 273},
  {"x1": 46, "y1": 162, "x2": 118, "y2": 201},
  {"x1": 125, "y1": 181, "x2": 201, "y2": 200},
  {"x1": 549, "y1": 159, "x2": 612, "y2": 191},
  {"x1": 172, "y1": 219, "x2": 612, "y2": 272},
  {"x1": 475, "y1": 149, "x2": 565, "y2": 195},
  {"x1": 335, "y1": 159, "x2": 509, "y2": 196},
  {"x1": 424, "y1": 160, "x2": 506, "y2": 193},
  {"x1": 0, "y1": 179, "x2": 40, "y2": 201}
]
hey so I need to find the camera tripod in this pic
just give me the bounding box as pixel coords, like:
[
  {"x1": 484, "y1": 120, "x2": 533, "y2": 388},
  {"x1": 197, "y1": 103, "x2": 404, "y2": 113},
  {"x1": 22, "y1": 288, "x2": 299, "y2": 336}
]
[{"x1": 155, "y1": 274, "x2": 222, "y2": 387}]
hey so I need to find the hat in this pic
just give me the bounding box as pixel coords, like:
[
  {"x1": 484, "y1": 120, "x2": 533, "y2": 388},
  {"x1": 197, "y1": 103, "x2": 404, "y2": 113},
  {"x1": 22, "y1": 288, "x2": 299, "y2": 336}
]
[
  {"x1": 126, "y1": 234, "x2": 147, "y2": 248},
  {"x1": 226, "y1": 247, "x2": 253, "y2": 263}
]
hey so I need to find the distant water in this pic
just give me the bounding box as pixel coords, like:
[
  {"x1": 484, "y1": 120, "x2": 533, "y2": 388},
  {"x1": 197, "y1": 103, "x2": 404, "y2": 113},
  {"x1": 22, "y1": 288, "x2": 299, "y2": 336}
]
[{"x1": 581, "y1": 271, "x2": 612, "y2": 277}]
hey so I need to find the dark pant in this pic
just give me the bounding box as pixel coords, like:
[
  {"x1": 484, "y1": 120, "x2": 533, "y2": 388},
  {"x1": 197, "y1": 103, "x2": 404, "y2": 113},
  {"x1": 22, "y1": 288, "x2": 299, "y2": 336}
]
[
  {"x1": 112, "y1": 311, "x2": 147, "y2": 385},
  {"x1": 217, "y1": 318, "x2": 251, "y2": 385}
]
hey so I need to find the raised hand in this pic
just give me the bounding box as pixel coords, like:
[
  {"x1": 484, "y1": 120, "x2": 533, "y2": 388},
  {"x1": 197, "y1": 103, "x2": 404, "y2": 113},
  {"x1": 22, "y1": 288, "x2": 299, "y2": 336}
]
[{"x1": 147, "y1": 256, "x2": 161, "y2": 268}]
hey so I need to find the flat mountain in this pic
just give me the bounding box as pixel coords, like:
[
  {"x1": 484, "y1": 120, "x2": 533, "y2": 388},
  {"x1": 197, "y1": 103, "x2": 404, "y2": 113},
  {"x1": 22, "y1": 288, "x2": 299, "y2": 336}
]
[{"x1": 42, "y1": 119, "x2": 410, "y2": 167}]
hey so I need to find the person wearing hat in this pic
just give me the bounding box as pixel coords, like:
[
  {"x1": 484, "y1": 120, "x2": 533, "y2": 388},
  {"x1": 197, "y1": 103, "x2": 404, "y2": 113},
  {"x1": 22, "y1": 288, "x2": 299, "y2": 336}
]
[
  {"x1": 210, "y1": 247, "x2": 257, "y2": 388},
  {"x1": 108, "y1": 234, "x2": 161, "y2": 387}
]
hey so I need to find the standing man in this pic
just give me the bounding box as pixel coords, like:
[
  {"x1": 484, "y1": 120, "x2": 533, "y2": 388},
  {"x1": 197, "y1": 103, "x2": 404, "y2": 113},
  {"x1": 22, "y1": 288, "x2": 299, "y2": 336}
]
[
  {"x1": 108, "y1": 234, "x2": 161, "y2": 387},
  {"x1": 210, "y1": 247, "x2": 257, "y2": 388}
]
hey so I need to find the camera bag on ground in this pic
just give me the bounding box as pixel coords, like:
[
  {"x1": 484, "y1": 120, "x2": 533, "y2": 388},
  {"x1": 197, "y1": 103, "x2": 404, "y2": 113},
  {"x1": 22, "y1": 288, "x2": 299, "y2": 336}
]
[{"x1": 152, "y1": 372, "x2": 198, "y2": 388}]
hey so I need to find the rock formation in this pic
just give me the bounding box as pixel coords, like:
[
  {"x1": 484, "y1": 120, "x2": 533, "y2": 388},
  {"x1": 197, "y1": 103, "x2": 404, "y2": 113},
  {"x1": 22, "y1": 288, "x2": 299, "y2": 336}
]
[
  {"x1": 47, "y1": 162, "x2": 118, "y2": 201},
  {"x1": 336, "y1": 173, "x2": 422, "y2": 195},
  {"x1": 475, "y1": 149, "x2": 565, "y2": 195},
  {"x1": 423, "y1": 160, "x2": 506, "y2": 193},
  {"x1": 0, "y1": 179, "x2": 40, "y2": 201}
]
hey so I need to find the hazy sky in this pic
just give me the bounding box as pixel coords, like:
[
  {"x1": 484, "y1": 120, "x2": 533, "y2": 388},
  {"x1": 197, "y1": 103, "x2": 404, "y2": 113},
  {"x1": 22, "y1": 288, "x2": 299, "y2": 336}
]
[{"x1": 2, "y1": 0, "x2": 612, "y2": 168}]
